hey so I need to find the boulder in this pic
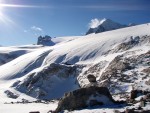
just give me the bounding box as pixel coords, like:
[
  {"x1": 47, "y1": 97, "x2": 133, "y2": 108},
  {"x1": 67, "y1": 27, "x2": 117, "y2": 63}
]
[
  {"x1": 87, "y1": 74, "x2": 96, "y2": 83},
  {"x1": 130, "y1": 90, "x2": 138, "y2": 99},
  {"x1": 54, "y1": 86, "x2": 116, "y2": 113}
]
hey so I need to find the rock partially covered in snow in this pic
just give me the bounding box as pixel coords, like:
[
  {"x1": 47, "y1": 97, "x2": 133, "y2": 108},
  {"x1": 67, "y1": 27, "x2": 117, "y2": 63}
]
[
  {"x1": 37, "y1": 35, "x2": 55, "y2": 46},
  {"x1": 87, "y1": 74, "x2": 96, "y2": 83},
  {"x1": 4, "y1": 90, "x2": 19, "y2": 99},
  {"x1": 128, "y1": 23, "x2": 136, "y2": 27},
  {"x1": 13, "y1": 63, "x2": 79, "y2": 99},
  {"x1": 55, "y1": 86, "x2": 116, "y2": 112},
  {"x1": 86, "y1": 18, "x2": 126, "y2": 35}
]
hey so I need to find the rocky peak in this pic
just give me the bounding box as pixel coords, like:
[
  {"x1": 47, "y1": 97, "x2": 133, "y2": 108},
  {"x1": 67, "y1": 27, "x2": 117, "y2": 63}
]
[
  {"x1": 37, "y1": 35, "x2": 55, "y2": 46},
  {"x1": 86, "y1": 18, "x2": 127, "y2": 35}
]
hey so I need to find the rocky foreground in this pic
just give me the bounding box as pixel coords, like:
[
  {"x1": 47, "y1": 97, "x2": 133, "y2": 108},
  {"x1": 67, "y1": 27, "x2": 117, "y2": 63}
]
[{"x1": 51, "y1": 85, "x2": 150, "y2": 113}]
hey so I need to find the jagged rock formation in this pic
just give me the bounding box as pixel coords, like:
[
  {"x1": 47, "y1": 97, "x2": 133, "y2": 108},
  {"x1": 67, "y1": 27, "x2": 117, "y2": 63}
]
[
  {"x1": 55, "y1": 86, "x2": 117, "y2": 112},
  {"x1": 86, "y1": 18, "x2": 126, "y2": 35},
  {"x1": 13, "y1": 63, "x2": 79, "y2": 99},
  {"x1": 37, "y1": 35, "x2": 55, "y2": 46}
]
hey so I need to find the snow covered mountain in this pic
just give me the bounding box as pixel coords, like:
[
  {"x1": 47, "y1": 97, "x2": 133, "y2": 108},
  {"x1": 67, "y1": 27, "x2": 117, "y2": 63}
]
[
  {"x1": 0, "y1": 45, "x2": 43, "y2": 66},
  {"x1": 0, "y1": 23, "x2": 150, "y2": 112},
  {"x1": 86, "y1": 18, "x2": 127, "y2": 35}
]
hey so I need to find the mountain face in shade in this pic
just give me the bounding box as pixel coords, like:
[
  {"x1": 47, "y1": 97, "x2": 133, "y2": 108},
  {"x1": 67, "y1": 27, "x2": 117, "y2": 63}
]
[{"x1": 86, "y1": 18, "x2": 127, "y2": 35}]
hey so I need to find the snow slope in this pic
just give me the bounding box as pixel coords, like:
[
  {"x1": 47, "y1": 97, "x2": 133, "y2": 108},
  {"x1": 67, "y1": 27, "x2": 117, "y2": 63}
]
[
  {"x1": 0, "y1": 47, "x2": 51, "y2": 80},
  {"x1": 43, "y1": 23, "x2": 150, "y2": 65},
  {"x1": 0, "y1": 23, "x2": 150, "y2": 113},
  {"x1": 0, "y1": 45, "x2": 44, "y2": 66},
  {"x1": 0, "y1": 23, "x2": 150, "y2": 88}
]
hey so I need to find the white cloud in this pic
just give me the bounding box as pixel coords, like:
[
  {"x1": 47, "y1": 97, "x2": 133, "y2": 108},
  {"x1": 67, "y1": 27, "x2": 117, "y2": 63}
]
[
  {"x1": 24, "y1": 26, "x2": 44, "y2": 36},
  {"x1": 89, "y1": 18, "x2": 105, "y2": 28},
  {"x1": 31, "y1": 26, "x2": 43, "y2": 32}
]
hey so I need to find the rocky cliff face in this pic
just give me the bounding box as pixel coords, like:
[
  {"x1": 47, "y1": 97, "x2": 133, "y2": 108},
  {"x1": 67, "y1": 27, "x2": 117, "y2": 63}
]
[
  {"x1": 77, "y1": 35, "x2": 150, "y2": 96},
  {"x1": 12, "y1": 63, "x2": 79, "y2": 99},
  {"x1": 37, "y1": 35, "x2": 55, "y2": 46}
]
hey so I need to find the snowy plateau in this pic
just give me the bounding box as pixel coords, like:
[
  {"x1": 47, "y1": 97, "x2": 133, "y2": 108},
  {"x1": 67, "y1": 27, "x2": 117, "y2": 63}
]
[{"x1": 0, "y1": 22, "x2": 150, "y2": 113}]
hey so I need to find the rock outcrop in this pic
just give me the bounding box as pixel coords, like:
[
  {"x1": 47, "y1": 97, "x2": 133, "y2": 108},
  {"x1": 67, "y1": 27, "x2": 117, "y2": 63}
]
[
  {"x1": 13, "y1": 63, "x2": 79, "y2": 99},
  {"x1": 55, "y1": 86, "x2": 116, "y2": 112},
  {"x1": 4, "y1": 90, "x2": 19, "y2": 99},
  {"x1": 87, "y1": 74, "x2": 96, "y2": 83},
  {"x1": 37, "y1": 35, "x2": 55, "y2": 46},
  {"x1": 86, "y1": 18, "x2": 126, "y2": 35}
]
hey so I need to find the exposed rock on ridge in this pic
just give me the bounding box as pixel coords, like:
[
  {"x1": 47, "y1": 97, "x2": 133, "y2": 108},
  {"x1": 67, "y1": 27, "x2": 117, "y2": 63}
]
[
  {"x1": 86, "y1": 18, "x2": 127, "y2": 35},
  {"x1": 37, "y1": 35, "x2": 55, "y2": 46}
]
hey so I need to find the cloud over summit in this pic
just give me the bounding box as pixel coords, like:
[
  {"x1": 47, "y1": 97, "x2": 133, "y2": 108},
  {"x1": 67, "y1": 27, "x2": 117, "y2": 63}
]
[{"x1": 88, "y1": 18, "x2": 105, "y2": 28}]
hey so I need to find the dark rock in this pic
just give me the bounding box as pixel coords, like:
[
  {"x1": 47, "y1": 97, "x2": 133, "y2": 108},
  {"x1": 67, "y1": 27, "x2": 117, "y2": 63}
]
[
  {"x1": 55, "y1": 86, "x2": 116, "y2": 113},
  {"x1": 89, "y1": 99, "x2": 103, "y2": 106},
  {"x1": 87, "y1": 74, "x2": 96, "y2": 83},
  {"x1": 4, "y1": 90, "x2": 19, "y2": 99},
  {"x1": 130, "y1": 90, "x2": 138, "y2": 99},
  {"x1": 130, "y1": 90, "x2": 150, "y2": 100},
  {"x1": 29, "y1": 112, "x2": 40, "y2": 113},
  {"x1": 37, "y1": 35, "x2": 55, "y2": 46},
  {"x1": 123, "y1": 109, "x2": 150, "y2": 113}
]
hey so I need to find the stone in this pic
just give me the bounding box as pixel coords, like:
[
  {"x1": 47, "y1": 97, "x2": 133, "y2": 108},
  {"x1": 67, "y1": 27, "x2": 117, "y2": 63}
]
[
  {"x1": 87, "y1": 74, "x2": 96, "y2": 83},
  {"x1": 54, "y1": 86, "x2": 116, "y2": 113},
  {"x1": 130, "y1": 90, "x2": 138, "y2": 99}
]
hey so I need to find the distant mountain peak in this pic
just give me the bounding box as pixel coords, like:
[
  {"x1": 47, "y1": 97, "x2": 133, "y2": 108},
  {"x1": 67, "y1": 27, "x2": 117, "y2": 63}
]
[
  {"x1": 128, "y1": 23, "x2": 136, "y2": 26},
  {"x1": 37, "y1": 35, "x2": 55, "y2": 46},
  {"x1": 95, "y1": 18, "x2": 115, "y2": 27},
  {"x1": 89, "y1": 18, "x2": 106, "y2": 29},
  {"x1": 86, "y1": 18, "x2": 127, "y2": 35}
]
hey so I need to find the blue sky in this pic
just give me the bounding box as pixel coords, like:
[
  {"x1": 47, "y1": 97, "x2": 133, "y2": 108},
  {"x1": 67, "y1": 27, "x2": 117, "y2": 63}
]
[{"x1": 0, "y1": 0, "x2": 150, "y2": 46}]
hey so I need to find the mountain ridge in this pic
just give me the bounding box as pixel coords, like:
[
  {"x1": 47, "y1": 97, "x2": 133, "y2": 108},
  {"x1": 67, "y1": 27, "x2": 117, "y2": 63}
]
[
  {"x1": 86, "y1": 18, "x2": 128, "y2": 35},
  {"x1": 0, "y1": 23, "x2": 150, "y2": 113}
]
